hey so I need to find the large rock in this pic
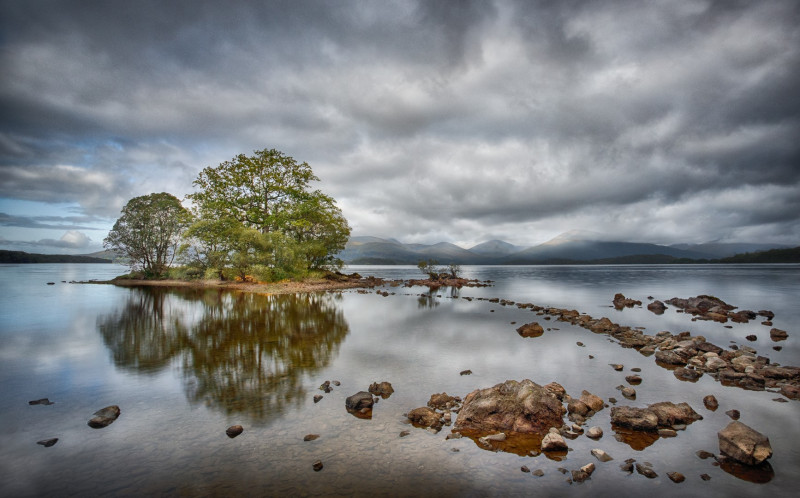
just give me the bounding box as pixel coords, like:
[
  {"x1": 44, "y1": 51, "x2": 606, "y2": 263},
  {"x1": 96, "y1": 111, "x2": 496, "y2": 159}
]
[
  {"x1": 454, "y1": 379, "x2": 565, "y2": 434},
  {"x1": 368, "y1": 381, "x2": 394, "y2": 399},
  {"x1": 516, "y1": 322, "x2": 544, "y2": 338},
  {"x1": 407, "y1": 407, "x2": 442, "y2": 430},
  {"x1": 647, "y1": 300, "x2": 666, "y2": 314},
  {"x1": 613, "y1": 293, "x2": 642, "y2": 309},
  {"x1": 87, "y1": 405, "x2": 120, "y2": 428},
  {"x1": 610, "y1": 406, "x2": 658, "y2": 431},
  {"x1": 718, "y1": 421, "x2": 773, "y2": 466},
  {"x1": 647, "y1": 402, "x2": 702, "y2": 427},
  {"x1": 345, "y1": 392, "x2": 374, "y2": 411}
]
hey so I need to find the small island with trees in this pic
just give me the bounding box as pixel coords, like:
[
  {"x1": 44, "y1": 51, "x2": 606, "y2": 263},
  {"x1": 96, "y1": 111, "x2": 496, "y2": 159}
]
[{"x1": 102, "y1": 148, "x2": 362, "y2": 292}]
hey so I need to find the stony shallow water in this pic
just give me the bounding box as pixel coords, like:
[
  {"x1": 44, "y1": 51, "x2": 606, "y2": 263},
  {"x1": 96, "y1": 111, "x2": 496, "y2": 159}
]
[{"x1": 1, "y1": 263, "x2": 798, "y2": 497}]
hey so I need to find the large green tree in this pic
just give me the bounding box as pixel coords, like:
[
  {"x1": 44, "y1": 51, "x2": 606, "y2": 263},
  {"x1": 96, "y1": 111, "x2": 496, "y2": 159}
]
[
  {"x1": 105, "y1": 192, "x2": 191, "y2": 277},
  {"x1": 186, "y1": 148, "x2": 350, "y2": 275}
]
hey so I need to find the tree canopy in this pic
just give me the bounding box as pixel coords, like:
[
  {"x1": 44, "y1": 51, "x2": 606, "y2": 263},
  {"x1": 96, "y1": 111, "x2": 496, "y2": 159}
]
[{"x1": 104, "y1": 192, "x2": 191, "y2": 277}]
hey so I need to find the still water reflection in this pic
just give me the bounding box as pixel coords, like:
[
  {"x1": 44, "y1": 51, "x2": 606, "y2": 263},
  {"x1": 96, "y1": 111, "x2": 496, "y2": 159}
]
[{"x1": 97, "y1": 288, "x2": 349, "y2": 423}]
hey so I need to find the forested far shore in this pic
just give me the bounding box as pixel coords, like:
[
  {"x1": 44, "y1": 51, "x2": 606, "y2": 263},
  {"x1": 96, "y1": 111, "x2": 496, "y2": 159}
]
[{"x1": 0, "y1": 250, "x2": 112, "y2": 264}]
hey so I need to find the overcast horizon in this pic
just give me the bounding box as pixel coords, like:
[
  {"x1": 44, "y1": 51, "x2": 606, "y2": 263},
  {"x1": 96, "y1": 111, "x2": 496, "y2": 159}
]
[{"x1": 1, "y1": 0, "x2": 799, "y2": 254}]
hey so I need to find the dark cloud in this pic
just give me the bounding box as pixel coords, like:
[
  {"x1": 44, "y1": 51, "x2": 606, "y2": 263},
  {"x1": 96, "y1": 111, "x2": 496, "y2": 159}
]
[
  {"x1": 0, "y1": 0, "x2": 798, "y2": 247},
  {"x1": 0, "y1": 212, "x2": 103, "y2": 230}
]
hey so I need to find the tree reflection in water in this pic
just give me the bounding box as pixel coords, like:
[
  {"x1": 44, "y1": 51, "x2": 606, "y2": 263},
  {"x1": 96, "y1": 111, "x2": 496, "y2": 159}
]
[{"x1": 97, "y1": 288, "x2": 349, "y2": 424}]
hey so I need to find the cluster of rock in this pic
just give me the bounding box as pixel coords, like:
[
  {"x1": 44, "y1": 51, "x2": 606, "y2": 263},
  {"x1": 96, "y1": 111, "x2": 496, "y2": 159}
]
[
  {"x1": 508, "y1": 302, "x2": 799, "y2": 400},
  {"x1": 665, "y1": 295, "x2": 775, "y2": 325},
  {"x1": 406, "y1": 392, "x2": 461, "y2": 432},
  {"x1": 612, "y1": 293, "x2": 641, "y2": 309},
  {"x1": 611, "y1": 402, "x2": 702, "y2": 433}
]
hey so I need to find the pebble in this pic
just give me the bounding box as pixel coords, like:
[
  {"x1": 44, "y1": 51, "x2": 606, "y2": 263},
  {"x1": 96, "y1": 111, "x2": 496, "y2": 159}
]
[
  {"x1": 532, "y1": 469, "x2": 544, "y2": 477},
  {"x1": 591, "y1": 448, "x2": 613, "y2": 462},
  {"x1": 700, "y1": 474, "x2": 711, "y2": 481},
  {"x1": 37, "y1": 438, "x2": 58, "y2": 447},
  {"x1": 521, "y1": 466, "x2": 530, "y2": 473},
  {"x1": 303, "y1": 434, "x2": 320, "y2": 441},
  {"x1": 636, "y1": 463, "x2": 658, "y2": 478},
  {"x1": 226, "y1": 425, "x2": 244, "y2": 438},
  {"x1": 312, "y1": 461, "x2": 323, "y2": 472},
  {"x1": 313, "y1": 395, "x2": 323, "y2": 403},
  {"x1": 667, "y1": 471, "x2": 685, "y2": 483},
  {"x1": 725, "y1": 409, "x2": 741, "y2": 420}
]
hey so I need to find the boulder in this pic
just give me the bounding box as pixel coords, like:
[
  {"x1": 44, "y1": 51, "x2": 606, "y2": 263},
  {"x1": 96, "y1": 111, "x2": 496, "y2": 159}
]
[
  {"x1": 368, "y1": 381, "x2": 394, "y2": 398},
  {"x1": 407, "y1": 407, "x2": 442, "y2": 430},
  {"x1": 718, "y1": 421, "x2": 773, "y2": 466},
  {"x1": 428, "y1": 392, "x2": 457, "y2": 410},
  {"x1": 579, "y1": 390, "x2": 604, "y2": 412},
  {"x1": 703, "y1": 395, "x2": 719, "y2": 411},
  {"x1": 516, "y1": 322, "x2": 544, "y2": 338},
  {"x1": 647, "y1": 300, "x2": 666, "y2": 314},
  {"x1": 647, "y1": 402, "x2": 702, "y2": 427},
  {"x1": 225, "y1": 425, "x2": 244, "y2": 438},
  {"x1": 454, "y1": 379, "x2": 565, "y2": 434},
  {"x1": 611, "y1": 406, "x2": 658, "y2": 431},
  {"x1": 769, "y1": 328, "x2": 788, "y2": 341},
  {"x1": 345, "y1": 392, "x2": 374, "y2": 411},
  {"x1": 541, "y1": 431, "x2": 568, "y2": 451},
  {"x1": 87, "y1": 405, "x2": 120, "y2": 428}
]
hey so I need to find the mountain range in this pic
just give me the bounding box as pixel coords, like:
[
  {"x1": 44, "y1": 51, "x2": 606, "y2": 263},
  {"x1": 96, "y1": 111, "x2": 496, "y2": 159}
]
[{"x1": 338, "y1": 231, "x2": 791, "y2": 265}]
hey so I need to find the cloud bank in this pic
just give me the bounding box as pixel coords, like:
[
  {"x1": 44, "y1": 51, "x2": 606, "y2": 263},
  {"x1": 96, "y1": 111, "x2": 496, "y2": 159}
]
[{"x1": 1, "y1": 0, "x2": 798, "y2": 248}]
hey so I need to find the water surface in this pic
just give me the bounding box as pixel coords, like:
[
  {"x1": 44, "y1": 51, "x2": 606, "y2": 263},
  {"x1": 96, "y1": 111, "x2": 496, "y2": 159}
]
[{"x1": 1, "y1": 263, "x2": 798, "y2": 496}]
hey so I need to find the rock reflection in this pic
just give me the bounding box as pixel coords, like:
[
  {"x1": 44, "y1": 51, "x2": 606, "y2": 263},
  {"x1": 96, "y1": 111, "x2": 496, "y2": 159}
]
[
  {"x1": 719, "y1": 459, "x2": 775, "y2": 483},
  {"x1": 97, "y1": 288, "x2": 349, "y2": 424}
]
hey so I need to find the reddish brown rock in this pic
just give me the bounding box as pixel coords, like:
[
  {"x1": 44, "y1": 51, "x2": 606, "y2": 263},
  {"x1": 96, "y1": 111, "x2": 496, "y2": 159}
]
[
  {"x1": 454, "y1": 379, "x2": 565, "y2": 434},
  {"x1": 407, "y1": 407, "x2": 442, "y2": 430},
  {"x1": 516, "y1": 322, "x2": 544, "y2": 338}
]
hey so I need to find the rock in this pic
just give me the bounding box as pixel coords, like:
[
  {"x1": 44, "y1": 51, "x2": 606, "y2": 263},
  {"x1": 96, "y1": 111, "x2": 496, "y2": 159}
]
[
  {"x1": 532, "y1": 469, "x2": 544, "y2": 477},
  {"x1": 667, "y1": 471, "x2": 685, "y2": 483},
  {"x1": 579, "y1": 390, "x2": 604, "y2": 412},
  {"x1": 613, "y1": 293, "x2": 642, "y2": 309},
  {"x1": 780, "y1": 384, "x2": 800, "y2": 400},
  {"x1": 611, "y1": 406, "x2": 658, "y2": 431},
  {"x1": 586, "y1": 426, "x2": 603, "y2": 439},
  {"x1": 704, "y1": 356, "x2": 727, "y2": 371},
  {"x1": 407, "y1": 407, "x2": 442, "y2": 430},
  {"x1": 521, "y1": 466, "x2": 530, "y2": 473},
  {"x1": 332, "y1": 380, "x2": 341, "y2": 386},
  {"x1": 28, "y1": 398, "x2": 54, "y2": 406},
  {"x1": 658, "y1": 429, "x2": 677, "y2": 438},
  {"x1": 674, "y1": 367, "x2": 703, "y2": 381},
  {"x1": 226, "y1": 425, "x2": 243, "y2": 438},
  {"x1": 630, "y1": 367, "x2": 641, "y2": 372},
  {"x1": 483, "y1": 432, "x2": 507, "y2": 442},
  {"x1": 620, "y1": 461, "x2": 634, "y2": 473},
  {"x1": 345, "y1": 392, "x2": 374, "y2": 412},
  {"x1": 625, "y1": 375, "x2": 642, "y2": 385},
  {"x1": 647, "y1": 402, "x2": 702, "y2": 427},
  {"x1": 312, "y1": 460, "x2": 323, "y2": 472},
  {"x1": 454, "y1": 379, "x2": 565, "y2": 434},
  {"x1": 313, "y1": 395, "x2": 323, "y2": 403},
  {"x1": 303, "y1": 434, "x2": 320, "y2": 441},
  {"x1": 700, "y1": 473, "x2": 711, "y2": 481},
  {"x1": 428, "y1": 392, "x2": 457, "y2": 410},
  {"x1": 696, "y1": 450, "x2": 715, "y2": 459},
  {"x1": 718, "y1": 421, "x2": 773, "y2": 466},
  {"x1": 610, "y1": 364, "x2": 624, "y2": 371},
  {"x1": 581, "y1": 463, "x2": 596, "y2": 476},
  {"x1": 726, "y1": 409, "x2": 741, "y2": 420},
  {"x1": 460, "y1": 369, "x2": 473, "y2": 376},
  {"x1": 571, "y1": 469, "x2": 590, "y2": 483},
  {"x1": 87, "y1": 405, "x2": 120, "y2": 428},
  {"x1": 516, "y1": 322, "x2": 544, "y2": 338},
  {"x1": 567, "y1": 398, "x2": 590, "y2": 417},
  {"x1": 399, "y1": 430, "x2": 410, "y2": 437},
  {"x1": 544, "y1": 382, "x2": 567, "y2": 401},
  {"x1": 769, "y1": 328, "x2": 788, "y2": 341},
  {"x1": 37, "y1": 438, "x2": 58, "y2": 447},
  {"x1": 368, "y1": 381, "x2": 394, "y2": 398},
  {"x1": 655, "y1": 350, "x2": 688, "y2": 366},
  {"x1": 745, "y1": 335, "x2": 757, "y2": 342},
  {"x1": 647, "y1": 300, "x2": 666, "y2": 314},
  {"x1": 591, "y1": 448, "x2": 613, "y2": 462},
  {"x1": 319, "y1": 380, "x2": 332, "y2": 393},
  {"x1": 620, "y1": 386, "x2": 636, "y2": 400},
  {"x1": 541, "y1": 431, "x2": 568, "y2": 451},
  {"x1": 703, "y1": 395, "x2": 719, "y2": 411},
  {"x1": 636, "y1": 463, "x2": 658, "y2": 478}
]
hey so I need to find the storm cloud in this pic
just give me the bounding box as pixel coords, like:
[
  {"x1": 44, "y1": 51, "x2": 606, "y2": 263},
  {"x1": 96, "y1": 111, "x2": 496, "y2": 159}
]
[{"x1": 1, "y1": 0, "x2": 798, "y2": 250}]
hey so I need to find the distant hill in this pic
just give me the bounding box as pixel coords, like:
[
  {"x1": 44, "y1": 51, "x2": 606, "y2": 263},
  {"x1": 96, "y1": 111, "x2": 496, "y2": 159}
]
[
  {"x1": 669, "y1": 242, "x2": 790, "y2": 258},
  {"x1": 0, "y1": 250, "x2": 112, "y2": 264},
  {"x1": 718, "y1": 246, "x2": 800, "y2": 263},
  {"x1": 338, "y1": 233, "x2": 796, "y2": 265}
]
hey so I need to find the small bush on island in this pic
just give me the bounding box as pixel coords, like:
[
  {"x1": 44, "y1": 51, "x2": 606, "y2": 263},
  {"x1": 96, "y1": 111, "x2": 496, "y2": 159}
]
[{"x1": 417, "y1": 259, "x2": 462, "y2": 280}]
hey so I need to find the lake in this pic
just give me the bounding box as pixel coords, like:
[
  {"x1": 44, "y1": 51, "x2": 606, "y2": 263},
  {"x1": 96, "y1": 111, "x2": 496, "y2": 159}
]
[{"x1": 1, "y1": 263, "x2": 798, "y2": 496}]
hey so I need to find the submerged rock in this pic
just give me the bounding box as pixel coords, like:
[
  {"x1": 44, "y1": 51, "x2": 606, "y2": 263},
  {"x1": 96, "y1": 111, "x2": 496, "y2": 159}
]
[
  {"x1": 613, "y1": 293, "x2": 642, "y2": 309},
  {"x1": 454, "y1": 379, "x2": 565, "y2": 434},
  {"x1": 770, "y1": 328, "x2": 788, "y2": 341},
  {"x1": 718, "y1": 421, "x2": 773, "y2": 466},
  {"x1": 312, "y1": 460, "x2": 323, "y2": 472},
  {"x1": 37, "y1": 438, "x2": 58, "y2": 447},
  {"x1": 87, "y1": 405, "x2": 120, "y2": 428},
  {"x1": 28, "y1": 398, "x2": 54, "y2": 406}
]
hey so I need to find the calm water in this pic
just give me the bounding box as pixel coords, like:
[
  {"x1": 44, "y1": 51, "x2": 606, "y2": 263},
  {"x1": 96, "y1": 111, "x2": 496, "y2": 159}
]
[{"x1": 1, "y1": 263, "x2": 798, "y2": 497}]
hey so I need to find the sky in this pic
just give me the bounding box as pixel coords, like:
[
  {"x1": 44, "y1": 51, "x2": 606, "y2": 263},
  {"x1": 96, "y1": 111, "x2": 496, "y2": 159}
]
[{"x1": 1, "y1": 0, "x2": 799, "y2": 254}]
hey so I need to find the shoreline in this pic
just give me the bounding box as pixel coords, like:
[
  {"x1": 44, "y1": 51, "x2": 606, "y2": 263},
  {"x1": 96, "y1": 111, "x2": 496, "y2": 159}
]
[{"x1": 92, "y1": 275, "x2": 384, "y2": 295}]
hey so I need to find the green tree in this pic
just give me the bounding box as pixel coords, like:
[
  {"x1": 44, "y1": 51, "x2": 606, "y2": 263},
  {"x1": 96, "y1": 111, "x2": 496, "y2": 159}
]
[
  {"x1": 187, "y1": 148, "x2": 350, "y2": 274},
  {"x1": 105, "y1": 193, "x2": 191, "y2": 277}
]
